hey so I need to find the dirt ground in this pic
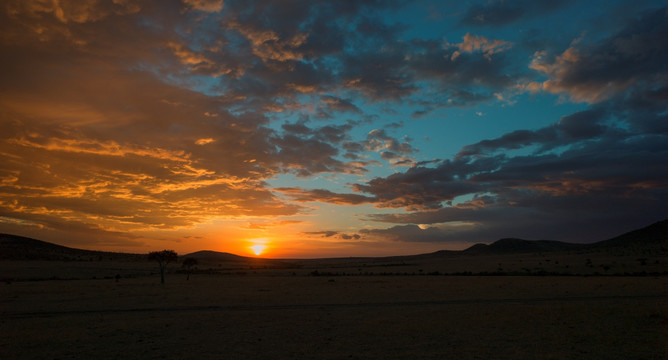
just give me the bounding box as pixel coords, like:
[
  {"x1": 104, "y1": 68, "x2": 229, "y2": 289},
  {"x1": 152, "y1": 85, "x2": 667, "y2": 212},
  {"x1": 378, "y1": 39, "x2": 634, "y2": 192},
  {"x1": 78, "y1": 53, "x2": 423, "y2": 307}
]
[{"x1": 1, "y1": 274, "x2": 666, "y2": 359}]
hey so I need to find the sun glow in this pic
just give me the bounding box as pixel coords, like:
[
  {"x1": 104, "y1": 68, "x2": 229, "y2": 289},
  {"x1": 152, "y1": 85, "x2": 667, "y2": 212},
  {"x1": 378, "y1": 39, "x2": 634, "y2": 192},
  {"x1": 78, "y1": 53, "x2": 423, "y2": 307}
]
[{"x1": 250, "y1": 244, "x2": 267, "y2": 256}]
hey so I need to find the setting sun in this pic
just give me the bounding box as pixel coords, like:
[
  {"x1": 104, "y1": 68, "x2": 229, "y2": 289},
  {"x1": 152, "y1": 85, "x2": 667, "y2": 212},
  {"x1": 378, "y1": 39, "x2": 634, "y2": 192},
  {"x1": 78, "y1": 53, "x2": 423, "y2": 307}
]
[{"x1": 250, "y1": 244, "x2": 267, "y2": 256}]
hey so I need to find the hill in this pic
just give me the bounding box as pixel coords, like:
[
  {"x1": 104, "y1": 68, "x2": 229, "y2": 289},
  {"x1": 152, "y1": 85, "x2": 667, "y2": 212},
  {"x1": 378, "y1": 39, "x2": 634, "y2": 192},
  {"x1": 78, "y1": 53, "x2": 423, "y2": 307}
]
[
  {"x1": 462, "y1": 238, "x2": 583, "y2": 255},
  {"x1": 183, "y1": 250, "x2": 250, "y2": 262},
  {"x1": 459, "y1": 219, "x2": 667, "y2": 255},
  {"x1": 1, "y1": 219, "x2": 666, "y2": 262},
  {"x1": 183, "y1": 250, "x2": 300, "y2": 269},
  {"x1": 0, "y1": 233, "x2": 143, "y2": 261},
  {"x1": 591, "y1": 219, "x2": 668, "y2": 249}
]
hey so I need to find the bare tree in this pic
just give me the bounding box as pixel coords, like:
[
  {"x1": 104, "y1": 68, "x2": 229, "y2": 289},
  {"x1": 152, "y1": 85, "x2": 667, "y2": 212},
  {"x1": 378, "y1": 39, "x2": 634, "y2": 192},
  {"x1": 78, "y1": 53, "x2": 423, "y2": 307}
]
[
  {"x1": 182, "y1": 257, "x2": 198, "y2": 280},
  {"x1": 148, "y1": 250, "x2": 178, "y2": 284}
]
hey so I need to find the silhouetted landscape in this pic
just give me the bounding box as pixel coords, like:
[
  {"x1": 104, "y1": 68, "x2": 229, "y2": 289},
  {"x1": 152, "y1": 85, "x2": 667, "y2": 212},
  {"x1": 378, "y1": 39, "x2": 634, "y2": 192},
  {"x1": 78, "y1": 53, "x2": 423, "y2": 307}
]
[
  {"x1": 2, "y1": 219, "x2": 666, "y2": 280},
  {"x1": 1, "y1": 220, "x2": 666, "y2": 359}
]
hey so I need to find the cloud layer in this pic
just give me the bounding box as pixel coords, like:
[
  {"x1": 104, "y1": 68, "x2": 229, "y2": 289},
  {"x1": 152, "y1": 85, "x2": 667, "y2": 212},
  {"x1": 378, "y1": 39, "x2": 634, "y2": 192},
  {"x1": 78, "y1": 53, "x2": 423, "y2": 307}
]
[{"x1": 0, "y1": 0, "x2": 665, "y2": 252}]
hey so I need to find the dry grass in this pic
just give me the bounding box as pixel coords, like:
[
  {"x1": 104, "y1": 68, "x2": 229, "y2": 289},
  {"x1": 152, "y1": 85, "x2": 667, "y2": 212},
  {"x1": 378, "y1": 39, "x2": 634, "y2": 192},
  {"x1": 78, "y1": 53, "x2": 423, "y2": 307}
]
[{"x1": 2, "y1": 270, "x2": 666, "y2": 359}]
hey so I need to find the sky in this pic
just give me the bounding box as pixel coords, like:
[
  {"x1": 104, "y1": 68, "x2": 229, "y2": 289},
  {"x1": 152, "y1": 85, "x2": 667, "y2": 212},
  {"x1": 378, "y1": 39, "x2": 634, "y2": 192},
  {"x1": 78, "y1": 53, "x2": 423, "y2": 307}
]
[{"x1": 1, "y1": 0, "x2": 666, "y2": 258}]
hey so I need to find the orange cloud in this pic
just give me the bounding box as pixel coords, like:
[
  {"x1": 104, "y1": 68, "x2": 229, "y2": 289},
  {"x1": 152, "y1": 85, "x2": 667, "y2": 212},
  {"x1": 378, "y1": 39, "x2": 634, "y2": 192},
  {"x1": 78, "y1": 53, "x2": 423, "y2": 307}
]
[
  {"x1": 182, "y1": 0, "x2": 224, "y2": 13},
  {"x1": 227, "y1": 21, "x2": 309, "y2": 63},
  {"x1": 450, "y1": 33, "x2": 512, "y2": 60},
  {"x1": 6, "y1": 0, "x2": 141, "y2": 24}
]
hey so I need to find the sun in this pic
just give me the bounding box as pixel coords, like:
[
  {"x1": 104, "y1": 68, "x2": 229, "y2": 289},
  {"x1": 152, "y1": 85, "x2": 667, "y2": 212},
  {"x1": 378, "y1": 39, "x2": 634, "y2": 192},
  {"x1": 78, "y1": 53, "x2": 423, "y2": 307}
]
[{"x1": 250, "y1": 244, "x2": 266, "y2": 256}]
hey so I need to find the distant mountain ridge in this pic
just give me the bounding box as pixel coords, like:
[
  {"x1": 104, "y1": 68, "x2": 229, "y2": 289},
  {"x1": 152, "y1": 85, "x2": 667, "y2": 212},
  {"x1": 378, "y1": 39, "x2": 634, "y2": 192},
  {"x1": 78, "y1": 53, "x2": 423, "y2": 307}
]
[
  {"x1": 460, "y1": 220, "x2": 667, "y2": 255},
  {"x1": 1, "y1": 219, "x2": 666, "y2": 261}
]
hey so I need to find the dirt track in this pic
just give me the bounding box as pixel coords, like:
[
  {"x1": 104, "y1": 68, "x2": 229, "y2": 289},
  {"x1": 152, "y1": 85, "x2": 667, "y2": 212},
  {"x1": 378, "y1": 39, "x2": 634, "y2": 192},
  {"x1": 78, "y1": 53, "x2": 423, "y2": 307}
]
[{"x1": 4, "y1": 293, "x2": 665, "y2": 319}]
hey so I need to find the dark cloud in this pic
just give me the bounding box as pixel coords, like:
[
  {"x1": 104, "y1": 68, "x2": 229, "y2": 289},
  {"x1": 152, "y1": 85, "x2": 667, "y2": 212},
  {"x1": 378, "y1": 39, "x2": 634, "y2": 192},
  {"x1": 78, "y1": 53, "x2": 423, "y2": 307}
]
[
  {"x1": 356, "y1": 105, "x2": 667, "y2": 242},
  {"x1": 281, "y1": 121, "x2": 311, "y2": 135},
  {"x1": 364, "y1": 129, "x2": 415, "y2": 154},
  {"x1": 352, "y1": 157, "x2": 497, "y2": 210},
  {"x1": 271, "y1": 134, "x2": 348, "y2": 176},
  {"x1": 339, "y1": 48, "x2": 417, "y2": 101},
  {"x1": 304, "y1": 231, "x2": 361, "y2": 240},
  {"x1": 458, "y1": 108, "x2": 607, "y2": 157},
  {"x1": 272, "y1": 120, "x2": 371, "y2": 176},
  {"x1": 298, "y1": 12, "x2": 668, "y2": 241},
  {"x1": 275, "y1": 188, "x2": 375, "y2": 205},
  {"x1": 409, "y1": 36, "x2": 515, "y2": 90},
  {"x1": 530, "y1": 7, "x2": 668, "y2": 103},
  {"x1": 340, "y1": 233, "x2": 361, "y2": 240},
  {"x1": 316, "y1": 124, "x2": 354, "y2": 144},
  {"x1": 316, "y1": 95, "x2": 362, "y2": 119},
  {"x1": 461, "y1": 0, "x2": 574, "y2": 27},
  {"x1": 556, "y1": 108, "x2": 607, "y2": 139},
  {"x1": 360, "y1": 225, "x2": 446, "y2": 243},
  {"x1": 364, "y1": 185, "x2": 666, "y2": 244},
  {"x1": 305, "y1": 231, "x2": 339, "y2": 238}
]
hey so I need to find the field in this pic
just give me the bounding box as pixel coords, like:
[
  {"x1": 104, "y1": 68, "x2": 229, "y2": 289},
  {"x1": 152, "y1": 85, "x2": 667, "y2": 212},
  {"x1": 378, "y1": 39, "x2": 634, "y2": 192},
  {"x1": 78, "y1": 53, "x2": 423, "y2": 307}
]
[
  {"x1": 2, "y1": 224, "x2": 667, "y2": 359},
  {"x1": 2, "y1": 265, "x2": 666, "y2": 359}
]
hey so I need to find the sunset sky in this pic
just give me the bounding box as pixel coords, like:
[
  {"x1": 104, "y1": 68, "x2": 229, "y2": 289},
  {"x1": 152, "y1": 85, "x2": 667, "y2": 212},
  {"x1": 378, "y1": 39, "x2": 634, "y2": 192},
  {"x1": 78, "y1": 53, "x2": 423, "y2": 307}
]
[{"x1": 1, "y1": 0, "x2": 666, "y2": 258}]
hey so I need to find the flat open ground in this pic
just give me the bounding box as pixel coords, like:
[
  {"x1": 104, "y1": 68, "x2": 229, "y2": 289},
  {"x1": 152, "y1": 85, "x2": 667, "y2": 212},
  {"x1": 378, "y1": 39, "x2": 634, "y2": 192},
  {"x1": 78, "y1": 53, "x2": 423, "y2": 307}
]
[{"x1": 2, "y1": 274, "x2": 666, "y2": 359}]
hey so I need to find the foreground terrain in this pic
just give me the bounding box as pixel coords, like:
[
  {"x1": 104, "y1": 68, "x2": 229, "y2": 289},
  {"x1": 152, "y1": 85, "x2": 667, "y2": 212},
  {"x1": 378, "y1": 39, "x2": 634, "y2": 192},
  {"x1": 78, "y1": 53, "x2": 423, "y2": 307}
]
[
  {"x1": 1, "y1": 274, "x2": 666, "y2": 359},
  {"x1": 1, "y1": 221, "x2": 666, "y2": 359}
]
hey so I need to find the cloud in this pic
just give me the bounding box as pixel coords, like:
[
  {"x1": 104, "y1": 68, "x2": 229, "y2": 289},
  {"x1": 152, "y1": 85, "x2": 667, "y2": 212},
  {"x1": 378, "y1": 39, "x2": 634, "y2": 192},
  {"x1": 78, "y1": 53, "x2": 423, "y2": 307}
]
[
  {"x1": 451, "y1": 33, "x2": 512, "y2": 60},
  {"x1": 299, "y1": 52, "x2": 667, "y2": 242},
  {"x1": 457, "y1": 108, "x2": 607, "y2": 157},
  {"x1": 183, "y1": 0, "x2": 224, "y2": 12},
  {"x1": 167, "y1": 42, "x2": 236, "y2": 77},
  {"x1": 364, "y1": 129, "x2": 415, "y2": 155},
  {"x1": 275, "y1": 188, "x2": 375, "y2": 205},
  {"x1": 304, "y1": 231, "x2": 338, "y2": 238},
  {"x1": 404, "y1": 36, "x2": 518, "y2": 108},
  {"x1": 245, "y1": 220, "x2": 302, "y2": 230},
  {"x1": 340, "y1": 50, "x2": 418, "y2": 101},
  {"x1": 529, "y1": 8, "x2": 668, "y2": 103},
  {"x1": 227, "y1": 21, "x2": 308, "y2": 63},
  {"x1": 0, "y1": 1, "x2": 314, "y2": 238},
  {"x1": 0, "y1": 124, "x2": 303, "y2": 228},
  {"x1": 316, "y1": 95, "x2": 362, "y2": 118},
  {"x1": 360, "y1": 224, "x2": 449, "y2": 243},
  {"x1": 356, "y1": 104, "x2": 667, "y2": 242},
  {"x1": 270, "y1": 131, "x2": 370, "y2": 176},
  {"x1": 4, "y1": 0, "x2": 142, "y2": 24},
  {"x1": 304, "y1": 230, "x2": 361, "y2": 240},
  {"x1": 195, "y1": 138, "x2": 215, "y2": 145},
  {"x1": 461, "y1": 0, "x2": 574, "y2": 27},
  {"x1": 352, "y1": 158, "x2": 493, "y2": 210}
]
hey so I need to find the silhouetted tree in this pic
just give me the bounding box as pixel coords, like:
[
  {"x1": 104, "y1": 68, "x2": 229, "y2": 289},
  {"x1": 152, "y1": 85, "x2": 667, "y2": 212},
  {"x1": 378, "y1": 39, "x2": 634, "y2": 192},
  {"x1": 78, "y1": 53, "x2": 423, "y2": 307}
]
[
  {"x1": 182, "y1": 257, "x2": 198, "y2": 280},
  {"x1": 148, "y1": 250, "x2": 178, "y2": 284}
]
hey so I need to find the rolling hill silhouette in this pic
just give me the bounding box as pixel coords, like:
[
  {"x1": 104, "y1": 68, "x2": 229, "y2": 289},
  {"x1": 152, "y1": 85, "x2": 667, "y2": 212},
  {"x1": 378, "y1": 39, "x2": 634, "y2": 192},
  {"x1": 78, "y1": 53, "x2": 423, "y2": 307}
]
[
  {"x1": 460, "y1": 219, "x2": 667, "y2": 255},
  {"x1": 462, "y1": 238, "x2": 583, "y2": 254},
  {"x1": 183, "y1": 250, "x2": 250, "y2": 262},
  {"x1": 0, "y1": 233, "x2": 143, "y2": 261},
  {"x1": 1, "y1": 219, "x2": 666, "y2": 261},
  {"x1": 591, "y1": 219, "x2": 668, "y2": 248}
]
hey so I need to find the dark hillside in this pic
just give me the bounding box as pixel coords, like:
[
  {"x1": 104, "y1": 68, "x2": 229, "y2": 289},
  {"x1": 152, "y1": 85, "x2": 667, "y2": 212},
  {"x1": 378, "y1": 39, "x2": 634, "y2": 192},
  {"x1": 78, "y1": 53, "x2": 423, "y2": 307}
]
[
  {"x1": 0, "y1": 233, "x2": 143, "y2": 261},
  {"x1": 183, "y1": 250, "x2": 249, "y2": 262},
  {"x1": 183, "y1": 250, "x2": 299, "y2": 269},
  {"x1": 592, "y1": 219, "x2": 667, "y2": 249},
  {"x1": 463, "y1": 238, "x2": 583, "y2": 255}
]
